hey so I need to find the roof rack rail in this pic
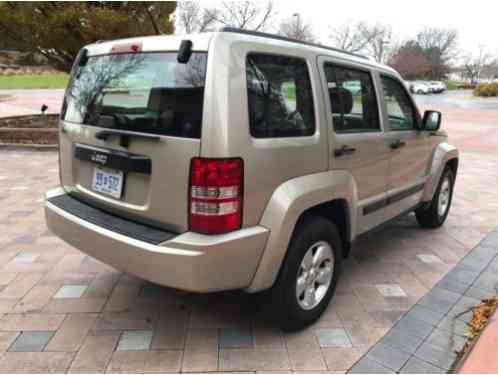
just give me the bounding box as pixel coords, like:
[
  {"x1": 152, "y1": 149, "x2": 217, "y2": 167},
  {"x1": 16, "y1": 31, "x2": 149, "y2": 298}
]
[{"x1": 219, "y1": 27, "x2": 369, "y2": 60}]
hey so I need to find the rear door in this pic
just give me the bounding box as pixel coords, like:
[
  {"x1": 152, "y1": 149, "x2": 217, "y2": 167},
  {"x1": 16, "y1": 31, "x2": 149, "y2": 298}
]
[
  {"x1": 59, "y1": 46, "x2": 208, "y2": 233},
  {"x1": 318, "y1": 57, "x2": 390, "y2": 234}
]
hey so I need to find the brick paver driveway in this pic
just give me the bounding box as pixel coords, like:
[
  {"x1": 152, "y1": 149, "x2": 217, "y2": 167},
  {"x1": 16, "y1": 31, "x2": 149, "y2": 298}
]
[{"x1": 0, "y1": 103, "x2": 497, "y2": 372}]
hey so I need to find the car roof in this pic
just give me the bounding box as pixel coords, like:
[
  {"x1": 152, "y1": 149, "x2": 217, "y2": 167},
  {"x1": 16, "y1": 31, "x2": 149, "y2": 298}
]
[{"x1": 83, "y1": 28, "x2": 397, "y2": 75}]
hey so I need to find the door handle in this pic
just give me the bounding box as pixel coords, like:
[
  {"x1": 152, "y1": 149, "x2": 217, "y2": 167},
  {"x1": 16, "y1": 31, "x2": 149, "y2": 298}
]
[
  {"x1": 334, "y1": 145, "x2": 356, "y2": 157},
  {"x1": 390, "y1": 140, "x2": 406, "y2": 150}
]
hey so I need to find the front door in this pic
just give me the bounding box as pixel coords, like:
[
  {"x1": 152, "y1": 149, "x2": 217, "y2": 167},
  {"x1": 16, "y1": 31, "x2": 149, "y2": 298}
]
[
  {"x1": 318, "y1": 57, "x2": 390, "y2": 234},
  {"x1": 379, "y1": 75, "x2": 430, "y2": 218}
]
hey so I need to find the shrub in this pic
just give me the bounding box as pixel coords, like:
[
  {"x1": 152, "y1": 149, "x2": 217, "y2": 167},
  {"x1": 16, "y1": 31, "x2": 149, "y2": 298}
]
[{"x1": 475, "y1": 83, "x2": 498, "y2": 97}]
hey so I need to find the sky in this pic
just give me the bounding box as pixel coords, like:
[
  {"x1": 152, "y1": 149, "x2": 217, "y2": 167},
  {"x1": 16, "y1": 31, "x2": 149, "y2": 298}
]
[{"x1": 191, "y1": 0, "x2": 498, "y2": 59}]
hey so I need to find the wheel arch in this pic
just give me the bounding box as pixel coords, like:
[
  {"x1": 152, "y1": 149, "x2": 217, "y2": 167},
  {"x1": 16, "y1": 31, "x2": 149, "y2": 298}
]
[
  {"x1": 245, "y1": 170, "x2": 357, "y2": 293},
  {"x1": 422, "y1": 142, "x2": 459, "y2": 202}
]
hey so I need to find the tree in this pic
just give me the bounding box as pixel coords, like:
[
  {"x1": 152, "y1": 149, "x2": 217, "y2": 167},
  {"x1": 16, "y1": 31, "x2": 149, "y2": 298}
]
[
  {"x1": 364, "y1": 24, "x2": 392, "y2": 63},
  {"x1": 0, "y1": 2, "x2": 176, "y2": 72},
  {"x1": 176, "y1": 2, "x2": 217, "y2": 33},
  {"x1": 416, "y1": 28, "x2": 458, "y2": 79},
  {"x1": 278, "y1": 14, "x2": 315, "y2": 42},
  {"x1": 329, "y1": 21, "x2": 392, "y2": 62},
  {"x1": 388, "y1": 41, "x2": 432, "y2": 80},
  {"x1": 176, "y1": 1, "x2": 276, "y2": 34},
  {"x1": 329, "y1": 21, "x2": 371, "y2": 53},
  {"x1": 463, "y1": 46, "x2": 495, "y2": 84}
]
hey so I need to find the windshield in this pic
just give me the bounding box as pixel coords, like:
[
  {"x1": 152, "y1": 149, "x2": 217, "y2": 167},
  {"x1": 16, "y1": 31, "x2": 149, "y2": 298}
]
[{"x1": 63, "y1": 52, "x2": 207, "y2": 138}]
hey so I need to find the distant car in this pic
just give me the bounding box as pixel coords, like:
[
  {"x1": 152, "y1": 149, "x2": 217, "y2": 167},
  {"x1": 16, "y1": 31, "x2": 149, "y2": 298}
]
[
  {"x1": 410, "y1": 81, "x2": 431, "y2": 95},
  {"x1": 427, "y1": 81, "x2": 446, "y2": 94}
]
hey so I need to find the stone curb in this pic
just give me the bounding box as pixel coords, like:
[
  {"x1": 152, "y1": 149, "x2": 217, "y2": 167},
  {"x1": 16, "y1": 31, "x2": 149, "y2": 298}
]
[
  {"x1": 0, "y1": 143, "x2": 58, "y2": 151},
  {"x1": 348, "y1": 230, "x2": 498, "y2": 374}
]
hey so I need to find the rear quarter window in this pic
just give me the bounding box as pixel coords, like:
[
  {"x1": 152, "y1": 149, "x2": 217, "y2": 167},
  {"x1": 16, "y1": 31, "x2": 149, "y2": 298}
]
[{"x1": 246, "y1": 53, "x2": 315, "y2": 138}]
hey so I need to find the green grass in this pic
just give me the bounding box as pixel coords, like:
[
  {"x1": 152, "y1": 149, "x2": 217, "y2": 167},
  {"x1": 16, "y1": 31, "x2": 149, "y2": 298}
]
[
  {"x1": 444, "y1": 80, "x2": 460, "y2": 91},
  {"x1": 0, "y1": 74, "x2": 69, "y2": 89}
]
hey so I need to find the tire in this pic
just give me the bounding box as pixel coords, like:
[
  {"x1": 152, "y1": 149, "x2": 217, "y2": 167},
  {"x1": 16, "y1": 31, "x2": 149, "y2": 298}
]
[
  {"x1": 416, "y1": 168, "x2": 455, "y2": 228},
  {"x1": 271, "y1": 215, "x2": 343, "y2": 331}
]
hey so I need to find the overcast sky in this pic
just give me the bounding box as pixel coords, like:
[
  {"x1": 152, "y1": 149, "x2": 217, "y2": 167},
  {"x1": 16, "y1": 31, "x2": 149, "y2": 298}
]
[{"x1": 191, "y1": 0, "x2": 498, "y2": 58}]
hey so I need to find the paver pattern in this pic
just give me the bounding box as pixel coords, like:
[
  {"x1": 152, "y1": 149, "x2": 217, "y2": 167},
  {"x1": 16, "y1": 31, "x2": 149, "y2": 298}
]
[
  {"x1": 350, "y1": 230, "x2": 498, "y2": 373},
  {"x1": 0, "y1": 103, "x2": 497, "y2": 372}
]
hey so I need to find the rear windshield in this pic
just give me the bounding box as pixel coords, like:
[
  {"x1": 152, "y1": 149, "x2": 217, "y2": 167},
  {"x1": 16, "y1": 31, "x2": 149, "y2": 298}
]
[{"x1": 63, "y1": 52, "x2": 207, "y2": 138}]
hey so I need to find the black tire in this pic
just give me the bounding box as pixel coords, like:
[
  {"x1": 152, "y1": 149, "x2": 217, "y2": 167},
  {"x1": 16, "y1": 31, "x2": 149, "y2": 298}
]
[
  {"x1": 416, "y1": 168, "x2": 455, "y2": 228},
  {"x1": 272, "y1": 215, "x2": 342, "y2": 331}
]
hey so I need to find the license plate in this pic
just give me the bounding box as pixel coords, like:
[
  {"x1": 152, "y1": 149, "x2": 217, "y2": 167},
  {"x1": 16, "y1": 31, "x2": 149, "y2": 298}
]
[{"x1": 91, "y1": 166, "x2": 124, "y2": 199}]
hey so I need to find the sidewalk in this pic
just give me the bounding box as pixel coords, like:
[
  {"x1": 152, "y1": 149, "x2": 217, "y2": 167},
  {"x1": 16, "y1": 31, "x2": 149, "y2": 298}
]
[
  {"x1": 0, "y1": 89, "x2": 63, "y2": 117},
  {"x1": 459, "y1": 309, "x2": 498, "y2": 373}
]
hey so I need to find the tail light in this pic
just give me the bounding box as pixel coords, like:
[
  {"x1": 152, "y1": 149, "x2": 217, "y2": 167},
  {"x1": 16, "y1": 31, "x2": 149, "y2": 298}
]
[{"x1": 189, "y1": 158, "x2": 243, "y2": 234}]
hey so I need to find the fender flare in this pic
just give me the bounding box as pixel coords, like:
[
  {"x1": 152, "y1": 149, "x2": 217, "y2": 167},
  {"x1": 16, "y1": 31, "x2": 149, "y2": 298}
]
[
  {"x1": 246, "y1": 170, "x2": 357, "y2": 293},
  {"x1": 421, "y1": 142, "x2": 459, "y2": 202}
]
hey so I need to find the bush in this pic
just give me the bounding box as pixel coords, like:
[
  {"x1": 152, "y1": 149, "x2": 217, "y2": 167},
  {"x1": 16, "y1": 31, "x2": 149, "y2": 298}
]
[{"x1": 474, "y1": 83, "x2": 498, "y2": 97}]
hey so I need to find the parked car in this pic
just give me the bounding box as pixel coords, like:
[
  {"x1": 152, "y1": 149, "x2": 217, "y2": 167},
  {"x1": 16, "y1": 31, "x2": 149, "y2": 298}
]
[
  {"x1": 410, "y1": 81, "x2": 432, "y2": 94},
  {"x1": 427, "y1": 81, "x2": 446, "y2": 93},
  {"x1": 45, "y1": 28, "x2": 459, "y2": 330}
]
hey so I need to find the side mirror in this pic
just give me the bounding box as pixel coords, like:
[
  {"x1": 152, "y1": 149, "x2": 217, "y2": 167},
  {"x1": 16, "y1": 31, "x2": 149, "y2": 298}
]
[{"x1": 422, "y1": 110, "x2": 442, "y2": 131}]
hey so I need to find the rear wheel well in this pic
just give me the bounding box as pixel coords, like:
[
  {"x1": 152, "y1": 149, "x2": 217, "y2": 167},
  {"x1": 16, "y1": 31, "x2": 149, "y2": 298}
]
[{"x1": 298, "y1": 199, "x2": 351, "y2": 257}]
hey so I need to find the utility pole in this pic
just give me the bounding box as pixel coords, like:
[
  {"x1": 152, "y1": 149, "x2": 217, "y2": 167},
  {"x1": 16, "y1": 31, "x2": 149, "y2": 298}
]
[{"x1": 293, "y1": 13, "x2": 301, "y2": 39}]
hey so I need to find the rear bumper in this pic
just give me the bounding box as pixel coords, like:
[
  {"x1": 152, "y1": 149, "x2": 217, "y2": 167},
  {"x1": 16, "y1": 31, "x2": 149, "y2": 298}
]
[{"x1": 45, "y1": 188, "x2": 269, "y2": 293}]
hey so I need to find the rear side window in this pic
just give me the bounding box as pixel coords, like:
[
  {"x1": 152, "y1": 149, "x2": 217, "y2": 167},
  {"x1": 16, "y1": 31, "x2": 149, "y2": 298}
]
[
  {"x1": 246, "y1": 54, "x2": 315, "y2": 138},
  {"x1": 63, "y1": 52, "x2": 207, "y2": 138},
  {"x1": 381, "y1": 76, "x2": 418, "y2": 131},
  {"x1": 324, "y1": 64, "x2": 379, "y2": 133}
]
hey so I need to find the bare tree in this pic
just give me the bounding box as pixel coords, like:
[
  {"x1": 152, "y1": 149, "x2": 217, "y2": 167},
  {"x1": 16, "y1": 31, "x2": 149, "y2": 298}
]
[
  {"x1": 204, "y1": 1, "x2": 275, "y2": 32},
  {"x1": 176, "y1": 1, "x2": 276, "y2": 34},
  {"x1": 463, "y1": 46, "x2": 494, "y2": 84},
  {"x1": 278, "y1": 14, "x2": 315, "y2": 42},
  {"x1": 329, "y1": 21, "x2": 371, "y2": 53},
  {"x1": 416, "y1": 28, "x2": 459, "y2": 79},
  {"x1": 177, "y1": 2, "x2": 217, "y2": 33},
  {"x1": 329, "y1": 21, "x2": 392, "y2": 62},
  {"x1": 364, "y1": 24, "x2": 392, "y2": 63}
]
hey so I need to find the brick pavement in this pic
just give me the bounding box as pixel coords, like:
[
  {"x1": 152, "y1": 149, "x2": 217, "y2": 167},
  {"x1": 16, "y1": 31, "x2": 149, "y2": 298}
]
[{"x1": 0, "y1": 105, "x2": 497, "y2": 372}]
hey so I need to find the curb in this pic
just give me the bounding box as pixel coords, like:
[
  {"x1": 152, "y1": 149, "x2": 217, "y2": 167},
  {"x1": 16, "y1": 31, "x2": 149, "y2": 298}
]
[
  {"x1": 0, "y1": 143, "x2": 58, "y2": 151},
  {"x1": 348, "y1": 230, "x2": 498, "y2": 374}
]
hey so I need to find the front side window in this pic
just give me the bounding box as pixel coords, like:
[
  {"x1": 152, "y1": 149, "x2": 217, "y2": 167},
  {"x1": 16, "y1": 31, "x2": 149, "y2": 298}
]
[
  {"x1": 324, "y1": 64, "x2": 379, "y2": 133},
  {"x1": 63, "y1": 52, "x2": 207, "y2": 138},
  {"x1": 381, "y1": 76, "x2": 418, "y2": 131},
  {"x1": 246, "y1": 54, "x2": 315, "y2": 138}
]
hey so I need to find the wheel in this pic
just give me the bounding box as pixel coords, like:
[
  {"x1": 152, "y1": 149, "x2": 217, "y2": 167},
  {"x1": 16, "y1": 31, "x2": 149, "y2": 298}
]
[
  {"x1": 272, "y1": 215, "x2": 342, "y2": 331},
  {"x1": 417, "y1": 89, "x2": 424, "y2": 94},
  {"x1": 416, "y1": 168, "x2": 455, "y2": 228}
]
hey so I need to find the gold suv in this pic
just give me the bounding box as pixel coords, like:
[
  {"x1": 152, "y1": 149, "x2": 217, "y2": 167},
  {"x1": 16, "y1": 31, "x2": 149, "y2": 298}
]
[{"x1": 45, "y1": 28, "x2": 459, "y2": 329}]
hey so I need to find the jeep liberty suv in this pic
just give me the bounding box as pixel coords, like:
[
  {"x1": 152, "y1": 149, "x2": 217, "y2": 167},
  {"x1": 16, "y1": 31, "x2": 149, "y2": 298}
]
[{"x1": 45, "y1": 28, "x2": 459, "y2": 329}]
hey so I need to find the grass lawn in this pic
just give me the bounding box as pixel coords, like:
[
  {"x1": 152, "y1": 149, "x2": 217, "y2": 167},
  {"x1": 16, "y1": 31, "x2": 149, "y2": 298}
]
[
  {"x1": 445, "y1": 80, "x2": 460, "y2": 91},
  {"x1": 0, "y1": 74, "x2": 69, "y2": 89}
]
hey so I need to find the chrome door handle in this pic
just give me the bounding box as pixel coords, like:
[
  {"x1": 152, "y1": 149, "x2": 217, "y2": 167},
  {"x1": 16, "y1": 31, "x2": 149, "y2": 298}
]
[{"x1": 334, "y1": 145, "x2": 356, "y2": 157}]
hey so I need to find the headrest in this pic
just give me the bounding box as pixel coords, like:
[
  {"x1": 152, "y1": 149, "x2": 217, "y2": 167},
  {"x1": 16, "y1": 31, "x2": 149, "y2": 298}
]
[{"x1": 329, "y1": 87, "x2": 353, "y2": 114}]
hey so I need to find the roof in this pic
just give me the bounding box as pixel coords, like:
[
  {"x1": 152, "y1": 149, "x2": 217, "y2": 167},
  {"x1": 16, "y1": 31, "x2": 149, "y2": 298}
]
[
  {"x1": 220, "y1": 27, "x2": 369, "y2": 60},
  {"x1": 82, "y1": 28, "x2": 396, "y2": 75}
]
